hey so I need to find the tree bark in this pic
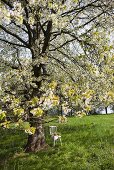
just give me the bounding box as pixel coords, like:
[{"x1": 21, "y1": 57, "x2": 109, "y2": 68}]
[{"x1": 25, "y1": 118, "x2": 46, "y2": 152}]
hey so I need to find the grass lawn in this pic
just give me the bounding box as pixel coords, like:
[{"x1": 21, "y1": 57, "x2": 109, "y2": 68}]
[{"x1": 1, "y1": 114, "x2": 114, "y2": 170}]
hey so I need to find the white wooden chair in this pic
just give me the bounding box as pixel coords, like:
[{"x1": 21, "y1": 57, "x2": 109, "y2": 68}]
[
  {"x1": 49, "y1": 126, "x2": 62, "y2": 146},
  {"x1": 49, "y1": 126, "x2": 57, "y2": 135}
]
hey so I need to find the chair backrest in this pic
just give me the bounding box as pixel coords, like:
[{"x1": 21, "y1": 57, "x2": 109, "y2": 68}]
[{"x1": 49, "y1": 126, "x2": 57, "y2": 135}]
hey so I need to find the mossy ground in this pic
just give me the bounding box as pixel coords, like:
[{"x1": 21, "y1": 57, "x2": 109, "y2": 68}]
[{"x1": 1, "y1": 114, "x2": 114, "y2": 170}]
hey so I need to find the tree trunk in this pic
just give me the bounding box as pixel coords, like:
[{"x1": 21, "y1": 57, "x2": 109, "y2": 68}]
[
  {"x1": 25, "y1": 118, "x2": 46, "y2": 152},
  {"x1": 105, "y1": 106, "x2": 108, "y2": 114},
  {"x1": 25, "y1": 20, "x2": 52, "y2": 152},
  {"x1": 24, "y1": 46, "x2": 46, "y2": 152}
]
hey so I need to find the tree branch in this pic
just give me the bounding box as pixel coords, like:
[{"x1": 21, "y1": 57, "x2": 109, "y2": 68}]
[
  {"x1": 42, "y1": 20, "x2": 52, "y2": 53},
  {"x1": 0, "y1": 38, "x2": 28, "y2": 48},
  {"x1": 11, "y1": 21, "x2": 28, "y2": 34},
  {"x1": 61, "y1": 0, "x2": 99, "y2": 16},
  {"x1": 0, "y1": 25, "x2": 29, "y2": 47},
  {"x1": 49, "y1": 38, "x2": 76, "y2": 51},
  {"x1": 1, "y1": 0, "x2": 13, "y2": 8},
  {"x1": 49, "y1": 55, "x2": 75, "y2": 82},
  {"x1": 78, "y1": 11, "x2": 104, "y2": 29}
]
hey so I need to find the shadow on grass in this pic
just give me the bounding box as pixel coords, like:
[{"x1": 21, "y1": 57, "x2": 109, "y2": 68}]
[{"x1": 0, "y1": 128, "x2": 27, "y2": 169}]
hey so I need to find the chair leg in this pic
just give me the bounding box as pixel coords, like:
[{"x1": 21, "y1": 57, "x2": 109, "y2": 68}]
[
  {"x1": 54, "y1": 139, "x2": 55, "y2": 146},
  {"x1": 59, "y1": 137, "x2": 62, "y2": 146}
]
